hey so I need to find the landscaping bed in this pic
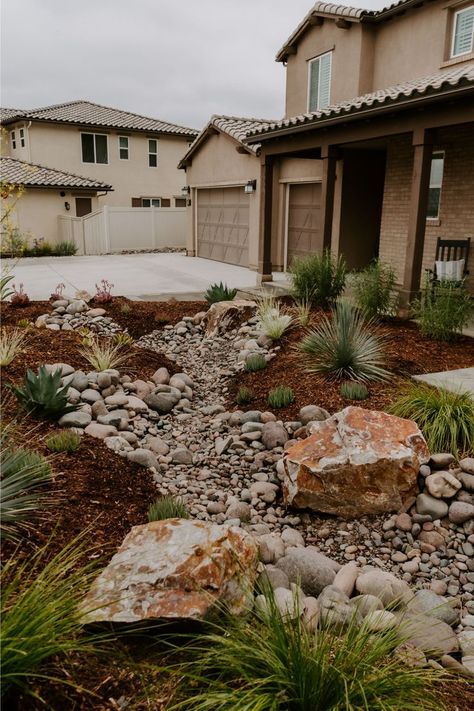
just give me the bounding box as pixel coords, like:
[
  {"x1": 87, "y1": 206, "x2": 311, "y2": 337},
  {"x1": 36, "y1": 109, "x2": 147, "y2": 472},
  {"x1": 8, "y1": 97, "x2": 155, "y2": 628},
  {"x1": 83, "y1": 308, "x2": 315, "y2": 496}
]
[{"x1": 100, "y1": 297, "x2": 206, "y2": 338}]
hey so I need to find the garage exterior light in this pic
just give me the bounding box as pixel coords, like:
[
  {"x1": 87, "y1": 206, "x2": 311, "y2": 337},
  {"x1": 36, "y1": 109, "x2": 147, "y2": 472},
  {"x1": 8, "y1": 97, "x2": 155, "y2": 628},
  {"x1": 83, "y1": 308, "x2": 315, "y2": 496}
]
[{"x1": 244, "y1": 180, "x2": 256, "y2": 194}]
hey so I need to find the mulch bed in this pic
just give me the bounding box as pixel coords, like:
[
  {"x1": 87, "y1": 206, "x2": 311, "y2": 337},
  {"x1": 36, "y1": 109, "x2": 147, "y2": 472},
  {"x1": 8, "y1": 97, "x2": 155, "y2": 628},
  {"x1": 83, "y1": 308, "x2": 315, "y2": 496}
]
[
  {"x1": 226, "y1": 314, "x2": 474, "y2": 419},
  {"x1": 99, "y1": 297, "x2": 207, "y2": 338}
]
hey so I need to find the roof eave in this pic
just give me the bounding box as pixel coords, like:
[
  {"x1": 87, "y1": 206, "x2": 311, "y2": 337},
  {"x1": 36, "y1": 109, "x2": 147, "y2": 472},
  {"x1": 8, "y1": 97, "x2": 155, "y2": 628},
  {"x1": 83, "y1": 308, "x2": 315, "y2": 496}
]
[{"x1": 1, "y1": 114, "x2": 197, "y2": 137}]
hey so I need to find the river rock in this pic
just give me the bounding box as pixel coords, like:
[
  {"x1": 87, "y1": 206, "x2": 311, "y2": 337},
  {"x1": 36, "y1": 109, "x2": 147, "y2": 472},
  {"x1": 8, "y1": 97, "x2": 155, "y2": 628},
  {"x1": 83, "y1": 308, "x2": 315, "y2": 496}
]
[
  {"x1": 261, "y1": 422, "x2": 288, "y2": 450},
  {"x1": 127, "y1": 449, "x2": 159, "y2": 469},
  {"x1": 276, "y1": 547, "x2": 340, "y2": 596},
  {"x1": 58, "y1": 411, "x2": 92, "y2": 428},
  {"x1": 425, "y1": 471, "x2": 461, "y2": 499},
  {"x1": 449, "y1": 501, "x2": 474, "y2": 524},
  {"x1": 407, "y1": 590, "x2": 460, "y2": 627},
  {"x1": 144, "y1": 392, "x2": 179, "y2": 414},
  {"x1": 416, "y1": 493, "x2": 449, "y2": 519},
  {"x1": 355, "y1": 569, "x2": 414, "y2": 606},
  {"x1": 299, "y1": 405, "x2": 330, "y2": 425}
]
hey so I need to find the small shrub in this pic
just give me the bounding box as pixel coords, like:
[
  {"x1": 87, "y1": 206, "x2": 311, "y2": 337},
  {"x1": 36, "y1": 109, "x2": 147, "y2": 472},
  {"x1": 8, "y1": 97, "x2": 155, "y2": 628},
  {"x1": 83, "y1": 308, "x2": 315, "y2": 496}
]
[
  {"x1": 299, "y1": 301, "x2": 390, "y2": 383},
  {"x1": 10, "y1": 283, "x2": 29, "y2": 307},
  {"x1": 46, "y1": 430, "x2": 81, "y2": 454},
  {"x1": 10, "y1": 366, "x2": 78, "y2": 419},
  {"x1": 412, "y1": 278, "x2": 474, "y2": 342},
  {"x1": 289, "y1": 249, "x2": 346, "y2": 308},
  {"x1": 294, "y1": 297, "x2": 311, "y2": 327},
  {"x1": 204, "y1": 282, "x2": 237, "y2": 305},
  {"x1": 244, "y1": 353, "x2": 267, "y2": 372},
  {"x1": 55, "y1": 240, "x2": 78, "y2": 256},
  {"x1": 120, "y1": 302, "x2": 131, "y2": 314},
  {"x1": 94, "y1": 279, "x2": 114, "y2": 304},
  {"x1": 267, "y1": 385, "x2": 295, "y2": 408},
  {"x1": 79, "y1": 336, "x2": 131, "y2": 372},
  {"x1": 16, "y1": 318, "x2": 32, "y2": 329},
  {"x1": 257, "y1": 294, "x2": 293, "y2": 340},
  {"x1": 390, "y1": 383, "x2": 474, "y2": 455},
  {"x1": 351, "y1": 260, "x2": 398, "y2": 319},
  {"x1": 148, "y1": 496, "x2": 189, "y2": 522},
  {"x1": 29, "y1": 239, "x2": 53, "y2": 256},
  {"x1": 236, "y1": 386, "x2": 253, "y2": 405},
  {"x1": 112, "y1": 331, "x2": 134, "y2": 347},
  {"x1": 50, "y1": 282, "x2": 66, "y2": 300},
  {"x1": 340, "y1": 381, "x2": 369, "y2": 401},
  {"x1": 0, "y1": 328, "x2": 28, "y2": 366}
]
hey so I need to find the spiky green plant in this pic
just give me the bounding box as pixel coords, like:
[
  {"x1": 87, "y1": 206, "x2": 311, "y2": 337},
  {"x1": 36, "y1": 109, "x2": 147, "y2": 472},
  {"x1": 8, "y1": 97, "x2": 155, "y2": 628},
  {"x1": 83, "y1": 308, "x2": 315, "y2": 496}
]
[
  {"x1": 351, "y1": 259, "x2": 398, "y2": 320},
  {"x1": 294, "y1": 298, "x2": 312, "y2": 327},
  {"x1": 204, "y1": 282, "x2": 237, "y2": 305},
  {"x1": 244, "y1": 353, "x2": 267, "y2": 372},
  {"x1": 390, "y1": 383, "x2": 474, "y2": 455},
  {"x1": 340, "y1": 381, "x2": 369, "y2": 401},
  {"x1": 46, "y1": 430, "x2": 81, "y2": 454},
  {"x1": 299, "y1": 301, "x2": 390, "y2": 383},
  {"x1": 165, "y1": 589, "x2": 443, "y2": 711},
  {"x1": 1, "y1": 273, "x2": 15, "y2": 301},
  {"x1": 112, "y1": 331, "x2": 134, "y2": 347},
  {"x1": 10, "y1": 366, "x2": 79, "y2": 419},
  {"x1": 16, "y1": 318, "x2": 32, "y2": 329},
  {"x1": 235, "y1": 386, "x2": 253, "y2": 405},
  {"x1": 289, "y1": 249, "x2": 346, "y2": 308},
  {"x1": 0, "y1": 327, "x2": 28, "y2": 366},
  {"x1": 79, "y1": 336, "x2": 131, "y2": 371},
  {"x1": 147, "y1": 496, "x2": 189, "y2": 522},
  {"x1": 54, "y1": 240, "x2": 78, "y2": 256},
  {"x1": 257, "y1": 297, "x2": 293, "y2": 340},
  {"x1": 267, "y1": 385, "x2": 295, "y2": 408},
  {"x1": 412, "y1": 278, "x2": 474, "y2": 342}
]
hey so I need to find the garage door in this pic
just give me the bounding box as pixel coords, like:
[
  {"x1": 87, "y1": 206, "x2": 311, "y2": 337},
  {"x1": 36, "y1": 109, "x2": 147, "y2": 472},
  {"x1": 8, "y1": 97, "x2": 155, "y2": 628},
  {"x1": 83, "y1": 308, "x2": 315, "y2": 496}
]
[
  {"x1": 197, "y1": 187, "x2": 249, "y2": 266},
  {"x1": 287, "y1": 182, "x2": 322, "y2": 266}
]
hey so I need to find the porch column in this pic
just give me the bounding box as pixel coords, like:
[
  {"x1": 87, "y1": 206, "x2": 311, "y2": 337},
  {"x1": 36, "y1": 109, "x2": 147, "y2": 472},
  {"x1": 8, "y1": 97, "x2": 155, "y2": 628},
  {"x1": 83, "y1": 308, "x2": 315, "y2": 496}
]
[
  {"x1": 400, "y1": 129, "x2": 435, "y2": 306},
  {"x1": 257, "y1": 154, "x2": 273, "y2": 282},
  {"x1": 320, "y1": 145, "x2": 338, "y2": 250}
]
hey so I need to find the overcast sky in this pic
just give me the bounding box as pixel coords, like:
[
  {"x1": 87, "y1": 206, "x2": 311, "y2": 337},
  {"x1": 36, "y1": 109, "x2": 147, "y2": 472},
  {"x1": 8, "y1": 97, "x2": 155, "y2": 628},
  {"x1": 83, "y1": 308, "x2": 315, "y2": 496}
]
[{"x1": 1, "y1": 0, "x2": 386, "y2": 130}]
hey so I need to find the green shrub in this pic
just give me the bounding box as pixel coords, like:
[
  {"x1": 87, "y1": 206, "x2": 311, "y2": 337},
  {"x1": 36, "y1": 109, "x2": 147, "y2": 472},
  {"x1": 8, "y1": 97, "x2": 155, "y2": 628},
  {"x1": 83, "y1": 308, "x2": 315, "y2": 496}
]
[
  {"x1": 351, "y1": 259, "x2": 398, "y2": 319},
  {"x1": 55, "y1": 240, "x2": 78, "y2": 256},
  {"x1": 244, "y1": 353, "x2": 267, "y2": 372},
  {"x1": 204, "y1": 282, "x2": 237, "y2": 305},
  {"x1": 166, "y1": 589, "x2": 442, "y2": 711},
  {"x1": 267, "y1": 385, "x2": 295, "y2": 408},
  {"x1": 289, "y1": 249, "x2": 346, "y2": 308},
  {"x1": 340, "y1": 381, "x2": 369, "y2": 401},
  {"x1": 235, "y1": 386, "x2": 253, "y2": 405},
  {"x1": 390, "y1": 383, "x2": 474, "y2": 455},
  {"x1": 299, "y1": 301, "x2": 390, "y2": 383},
  {"x1": 120, "y1": 302, "x2": 132, "y2": 314},
  {"x1": 412, "y1": 278, "x2": 474, "y2": 342},
  {"x1": 11, "y1": 366, "x2": 78, "y2": 419},
  {"x1": 0, "y1": 328, "x2": 28, "y2": 366},
  {"x1": 46, "y1": 430, "x2": 81, "y2": 453},
  {"x1": 148, "y1": 496, "x2": 189, "y2": 522}
]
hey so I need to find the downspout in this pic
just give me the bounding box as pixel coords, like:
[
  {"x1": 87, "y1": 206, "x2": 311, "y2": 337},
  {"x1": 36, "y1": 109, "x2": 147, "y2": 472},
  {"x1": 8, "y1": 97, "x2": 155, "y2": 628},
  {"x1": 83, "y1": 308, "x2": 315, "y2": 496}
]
[{"x1": 25, "y1": 121, "x2": 32, "y2": 162}]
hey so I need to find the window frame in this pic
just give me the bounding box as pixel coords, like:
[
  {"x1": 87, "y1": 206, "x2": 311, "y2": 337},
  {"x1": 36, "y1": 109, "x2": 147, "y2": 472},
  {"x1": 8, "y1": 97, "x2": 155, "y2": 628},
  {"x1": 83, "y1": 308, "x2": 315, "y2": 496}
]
[
  {"x1": 141, "y1": 197, "x2": 161, "y2": 207},
  {"x1": 118, "y1": 135, "x2": 129, "y2": 160},
  {"x1": 148, "y1": 138, "x2": 158, "y2": 167},
  {"x1": 19, "y1": 128, "x2": 25, "y2": 148},
  {"x1": 426, "y1": 150, "x2": 445, "y2": 221},
  {"x1": 451, "y1": 5, "x2": 474, "y2": 58},
  {"x1": 307, "y1": 50, "x2": 332, "y2": 112},
  {"x1": 80, "y1": 132, "x2": 109, "y2": 165},
  {"x1": 10, "y1": 131, "x2": 16, "y2": 149}
]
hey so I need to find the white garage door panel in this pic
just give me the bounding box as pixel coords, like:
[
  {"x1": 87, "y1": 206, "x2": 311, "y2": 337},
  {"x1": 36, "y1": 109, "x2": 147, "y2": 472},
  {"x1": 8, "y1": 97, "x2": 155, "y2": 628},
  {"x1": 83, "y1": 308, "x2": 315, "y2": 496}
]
[{"x1": 197, "y1": 187, "x2": 249, "y2": 266}]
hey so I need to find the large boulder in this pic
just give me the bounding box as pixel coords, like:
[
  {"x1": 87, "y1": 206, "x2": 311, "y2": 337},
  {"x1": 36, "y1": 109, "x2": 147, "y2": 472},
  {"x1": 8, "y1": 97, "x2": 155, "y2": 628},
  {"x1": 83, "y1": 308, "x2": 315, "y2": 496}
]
[
  {"x1": 203, "y1": 300, "x2": 257, "y2": 336},
  {"x1": 82, "y1": 520, "x2": 258, "y2": 623},
  {"x1": 281, "y1": 406, "x2": 429, "y2": 517}
]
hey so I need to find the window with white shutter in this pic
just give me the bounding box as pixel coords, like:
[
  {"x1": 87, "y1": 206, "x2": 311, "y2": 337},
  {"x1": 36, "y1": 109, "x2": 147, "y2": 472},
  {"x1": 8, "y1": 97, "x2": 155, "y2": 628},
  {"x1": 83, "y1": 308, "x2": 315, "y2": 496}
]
[
  {"x1": 308, "y1": 51, "x2": 332, "y2": 112},
  {"x1": 451, "y1": 5, "x2": 474, "y2": 57}
]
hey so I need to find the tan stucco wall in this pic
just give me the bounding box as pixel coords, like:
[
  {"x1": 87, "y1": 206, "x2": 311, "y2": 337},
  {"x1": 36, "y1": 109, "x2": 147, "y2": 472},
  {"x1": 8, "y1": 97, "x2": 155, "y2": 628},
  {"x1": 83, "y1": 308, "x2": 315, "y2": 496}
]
[{"x1": 6, "y1": 122, "x2": 192, "y2": 208}]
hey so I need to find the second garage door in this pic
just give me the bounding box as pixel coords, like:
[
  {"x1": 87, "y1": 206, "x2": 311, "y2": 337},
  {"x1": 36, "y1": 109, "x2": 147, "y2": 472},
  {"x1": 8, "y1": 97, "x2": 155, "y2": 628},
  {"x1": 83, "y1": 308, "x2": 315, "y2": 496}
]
[
  {"x1": 197, "y1": 187, "x2": 249, "y2": 266},
  {"x1": 287, "y1": 182, "x2": 322, "y2": 267}
]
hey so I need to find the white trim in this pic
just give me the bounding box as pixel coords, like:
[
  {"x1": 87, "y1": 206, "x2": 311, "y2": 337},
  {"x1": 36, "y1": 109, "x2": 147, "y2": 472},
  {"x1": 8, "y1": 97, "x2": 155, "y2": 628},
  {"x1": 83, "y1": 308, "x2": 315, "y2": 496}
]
[
  {"x1": 307, "y1": 50, "x2": 332, "y2": 112},
  {"x1": 279, "y1": 176, "x2": 322, "y2": 184},
  {"x1": 283, "y1": 184, "x2": 290, "y2": 272},
  {"x1": 80, "y1": 131, "x2": 109, "y2": 165},
  {"x1": 427, "y1": 150, "x2": 445, "y2": 220},
  {"x1": 189, "y1": 179, "x2": 248, "y2": 189},
  {"x1": 118, "y1": 135, "x2": 129, "y2": 160},
  {"x1": 451, "y1": 5, "x2": 474, "y2": 57},
  {"x1": 148, "y1": 138, "x2": 158, "y2": 168}
]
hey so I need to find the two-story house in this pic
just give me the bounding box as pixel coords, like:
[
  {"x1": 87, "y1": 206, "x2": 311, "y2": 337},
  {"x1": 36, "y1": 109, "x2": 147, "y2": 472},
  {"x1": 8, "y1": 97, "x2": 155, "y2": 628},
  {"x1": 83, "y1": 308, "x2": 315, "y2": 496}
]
[
  {"x1": 1, "y1": 100, "x2": 198, "y2": 246},
  {"x1": 181, "y1": 0, "x2": 474, "y2": 299}
]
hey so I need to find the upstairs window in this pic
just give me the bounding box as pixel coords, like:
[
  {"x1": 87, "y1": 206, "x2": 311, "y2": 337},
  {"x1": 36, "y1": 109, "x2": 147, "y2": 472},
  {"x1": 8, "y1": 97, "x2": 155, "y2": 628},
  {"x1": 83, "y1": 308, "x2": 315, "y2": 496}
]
[
  {"x1": 427, "y1": 151, "x2": 444, "y2": 219},
  {"x1": 19, "y1": 128, "x2": 25, "y2": 148},
  {"x1": 119, "y1": 136, "x2": 129, "y2": 160},
  {"x1": 452, "y1": 5, "x2": 474, "y2": 57},
  {"x1": 148, "y1": 139, "x2": 158, "y2": 167},
  {"x1": 308, "y1": 51, "x2": 332, "y2": 112},
  {"x1": 10, "y1": 131, "x2": 16, "y2": 149},
  {"x1": 142, "y1": 197, "x2": 161, "y2": 207},
  {"x1": 81, "y1": 132, "x2": 108, "y2": 164}
]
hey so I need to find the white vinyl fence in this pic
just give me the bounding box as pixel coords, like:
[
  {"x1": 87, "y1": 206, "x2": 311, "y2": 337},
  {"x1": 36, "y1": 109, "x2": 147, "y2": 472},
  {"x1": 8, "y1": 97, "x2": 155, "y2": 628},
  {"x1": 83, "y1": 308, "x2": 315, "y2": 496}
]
[{"x1": 59, "y1": 206, "x2": 186, "y2": 255}]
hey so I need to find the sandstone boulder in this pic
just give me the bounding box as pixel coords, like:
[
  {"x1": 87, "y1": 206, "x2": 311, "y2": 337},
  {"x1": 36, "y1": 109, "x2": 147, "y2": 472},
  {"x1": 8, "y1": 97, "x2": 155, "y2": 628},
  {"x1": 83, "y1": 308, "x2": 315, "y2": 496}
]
[
  {"x1": 82, "y1": 519, "x2": 258, "y2": 623},
  {"x1": 281, "y1": 406, "x2": 429, "y2": 517},
  {"x1": 203, "y1": 300, "x2": 257, "y2": 337}
]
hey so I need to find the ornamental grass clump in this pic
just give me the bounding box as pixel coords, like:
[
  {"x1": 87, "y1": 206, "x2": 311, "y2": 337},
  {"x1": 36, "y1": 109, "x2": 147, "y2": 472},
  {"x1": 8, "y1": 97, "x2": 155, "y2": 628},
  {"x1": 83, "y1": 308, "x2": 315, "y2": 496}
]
[
  {"x1": 294, "y1": 297, "x2": 312, "y2": 326},
  {"x1": 0, "y1": 327, "x2": 28, "y2": 366},
  {"x1": 204, "y1": 282, "x2": 237, "y2": 305},
  {"x1": 11, "y1": 366, "x2": 78, "y2": 419},
  {"x1": 289, "y1": 249, "x2": 346, "y2": 308},
  {"x1": 148, "y1": 496, "x2": 189, "y2": 522},
  {"x1": 79, "y1": 335, "x2": 131, "y2": 371},
  {"x1": 46, "y1": 430, "x2": 81, "y2": 454},
  {"x1": 244, "y1": 353, "x2": 267, "y2": 372},
  {"x1": 235, "y1": 386, "x2": 253, "y2": 405},
  {"x1": 267, "y1": 385, "x2": 295, "y2": 408},
  {"x1": 413, "y1": 278, "x2": 474, "y2": 342},
  {"x1": 340, "y1": 381, "x2": 369, "y2": 401},
  {"x1": 390, "y1": 383, "x2": 474, "y2": 456},
  {"x1": 257, "y1": 294, "x2": 293, "y2": 340},
  {"x1": 351, "y1": 259, "x2": 398, "y2": 320},
  {"x1": 299, "y1": 300, "x2": 390, "y2": 383}
]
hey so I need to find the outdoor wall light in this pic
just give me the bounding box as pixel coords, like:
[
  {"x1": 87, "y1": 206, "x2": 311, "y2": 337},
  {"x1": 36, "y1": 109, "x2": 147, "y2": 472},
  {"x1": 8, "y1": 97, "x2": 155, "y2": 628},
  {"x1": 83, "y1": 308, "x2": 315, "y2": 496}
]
[
  {"x1": 244, "y1": 179, "x2": 256, "y2": 194},
  {"x1": 64, "y1": 201, "x2": 71, "y2": 211},
  {"x1": 181, "y1": 185, "x2": 190, "y2": 196}
]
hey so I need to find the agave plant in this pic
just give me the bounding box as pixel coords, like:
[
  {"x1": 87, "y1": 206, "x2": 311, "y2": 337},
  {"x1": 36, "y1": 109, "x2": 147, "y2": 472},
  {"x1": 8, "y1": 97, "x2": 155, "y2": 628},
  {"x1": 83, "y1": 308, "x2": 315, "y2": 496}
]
[
  {"x1": 299, "y1": 301, "x2": 390, "y2": 383},
  {"x1": 10, "y1": 365, "x2": 78, "y2": 419},
  {"x1": 204, "y1": 282, "x2": 237, "y2": 305}
]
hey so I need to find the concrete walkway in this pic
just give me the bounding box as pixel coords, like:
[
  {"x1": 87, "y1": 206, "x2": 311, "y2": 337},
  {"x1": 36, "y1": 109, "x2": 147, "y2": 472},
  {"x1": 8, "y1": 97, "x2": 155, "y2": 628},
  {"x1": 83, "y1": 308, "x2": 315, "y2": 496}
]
[
  {"x1": 413, "y1": 367, "x2": 474, "y2": 396},
  {"x1": 2, "y1": 252, "x2": 288, "y2": 301}
]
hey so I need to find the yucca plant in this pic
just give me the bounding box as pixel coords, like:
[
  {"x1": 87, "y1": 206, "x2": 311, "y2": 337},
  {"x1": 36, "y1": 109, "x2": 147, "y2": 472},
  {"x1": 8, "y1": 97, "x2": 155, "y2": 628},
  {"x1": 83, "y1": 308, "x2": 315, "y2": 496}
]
[
  {"x1": 244, "y1": 353, "x2": 267, "y2": 372},
  {"x1": 112, "y1": 331, "x2": 134, "y2": 347},
  {"x1": 289, "y1": 249, "x2": 346, "y2": 308},
  {"x1": 340, "y1": 381, "x2": 369, "y2": 401},
  {"x1": 0, "y1": 327, "x2": 28, "y2": 366},
  {"x1": 79, "y1": 335, "x2": 131, "y2": 371},
  {"x1": 351, "y1": 260, "x2": 398, "y2": 320},
  {"x1": 235, "y1": 386, "x2": 253, "y2": 405},
  {"x1": 267, "y1": 385, "x2": 295, "y2": 408},
  {"x1": 204, "y1": 282, "x2": 237, "y2": 305},
  {"x1": 10, "y1": 366, "x2": 79, "y2": 419},
  {"x1": 46, "y1": 430, "x2": 81, "y2": 453},
  {"x1": 147, "y1": 496, "x2": 189, "y2": 522},
  {"x1": 299, "y1": 301, "x2": 390, "y2": 383},
  {"x1": 165, "y1": 589, "x2": 443, "y2": 711},
  {"x1": 390, "y1": 383, "x2": 474, "y2": 455}
]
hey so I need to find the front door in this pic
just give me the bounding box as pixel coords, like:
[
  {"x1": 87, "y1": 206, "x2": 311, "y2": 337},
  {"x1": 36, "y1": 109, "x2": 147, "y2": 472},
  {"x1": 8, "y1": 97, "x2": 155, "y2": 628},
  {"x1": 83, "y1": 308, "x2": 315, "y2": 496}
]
[{"x1": 76, "y1": 197, "x2": 92, "y2": 217}]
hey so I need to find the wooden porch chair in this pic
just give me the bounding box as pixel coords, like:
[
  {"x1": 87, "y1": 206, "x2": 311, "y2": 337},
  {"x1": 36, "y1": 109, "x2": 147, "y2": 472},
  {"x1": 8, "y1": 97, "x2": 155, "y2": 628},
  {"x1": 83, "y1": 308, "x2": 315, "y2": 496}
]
[{"x1": 426, "y1": 237, "x2": 471, "y2": 283}]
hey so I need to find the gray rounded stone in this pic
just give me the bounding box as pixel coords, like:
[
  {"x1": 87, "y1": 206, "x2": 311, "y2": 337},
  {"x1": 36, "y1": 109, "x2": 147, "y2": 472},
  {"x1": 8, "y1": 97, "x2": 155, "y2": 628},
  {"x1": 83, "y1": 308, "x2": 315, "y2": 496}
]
[
  {"x1": 416, "y1": 493, "x2": 449, "y2": 519},
  {"x1": 299, "y1": 405, "x2": 330, "y2": 425},
  {"x1": 127, "y1": 449, "x2": 159, "y2": 469},
  {"x1": 276, "y1": 547, "x2": 340, "y2": 596},
  {"x1": 58, "y1": 411, "x2": 92, "y2": 428}
]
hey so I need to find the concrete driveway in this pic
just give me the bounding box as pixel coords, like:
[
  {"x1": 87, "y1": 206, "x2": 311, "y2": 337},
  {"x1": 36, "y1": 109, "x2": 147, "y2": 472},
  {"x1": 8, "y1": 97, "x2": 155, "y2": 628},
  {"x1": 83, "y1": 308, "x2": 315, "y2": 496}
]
[{"x1": 3, "y1": 252, "x2": 287, "y2": 300}]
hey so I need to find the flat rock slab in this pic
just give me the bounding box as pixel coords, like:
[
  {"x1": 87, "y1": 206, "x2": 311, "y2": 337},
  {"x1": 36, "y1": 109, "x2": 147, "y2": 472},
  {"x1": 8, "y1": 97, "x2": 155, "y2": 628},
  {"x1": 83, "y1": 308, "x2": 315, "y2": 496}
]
[
  {"x1": 282, "y1": 406, "x2": 429, "y2": 518},
  {"x1": 82, "y1": 519, "x2": 258, "y2": 623},
  {"x1": 413, "y1": 367, "x2": 474, "y2": 397}
]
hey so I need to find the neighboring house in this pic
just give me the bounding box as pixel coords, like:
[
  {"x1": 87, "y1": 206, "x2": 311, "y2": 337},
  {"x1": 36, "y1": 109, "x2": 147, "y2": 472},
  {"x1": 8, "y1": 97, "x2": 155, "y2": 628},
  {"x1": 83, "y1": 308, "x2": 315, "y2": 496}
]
[
  {"x1": 1, "y1": 156, "x2": 112, "y2": 245},
  {"x1": 2, "y1": 100, "x2": 198, "y2": 216},
  {"x1": 181, "y1": 0, "x2": 474, "y2": 299}
]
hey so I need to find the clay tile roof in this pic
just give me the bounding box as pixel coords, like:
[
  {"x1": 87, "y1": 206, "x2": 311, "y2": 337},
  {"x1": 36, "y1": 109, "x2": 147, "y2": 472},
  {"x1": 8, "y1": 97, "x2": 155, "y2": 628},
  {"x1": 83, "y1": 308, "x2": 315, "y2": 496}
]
[
  {"x1": 0, "y1": 156, "x2": 113, "y2": 191},
  {"x1": 178, "y1": 114, "x2": 276, "y2": 168},
  {"x1": 1, "y1": 100, "x2": 198, "y2": 137},
  {"x1": 0, "y1": 107, "x2": 25, "y2": 123},
  {"x1": 246, "y1": 66, "x2": 474, "y2": 141}
]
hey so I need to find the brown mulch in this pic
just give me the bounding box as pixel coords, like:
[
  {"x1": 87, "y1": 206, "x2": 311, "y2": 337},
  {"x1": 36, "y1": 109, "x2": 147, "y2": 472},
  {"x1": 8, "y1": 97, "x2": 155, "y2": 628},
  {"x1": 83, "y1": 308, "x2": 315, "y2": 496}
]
[
  {"x1": 227, "y1": 314, "x2": 474, "y2": 419},
  {"x1": 99, "y1": 297, "x2": 207, "y2": 338},
  {"x1": 1, "y1": 300, "x2": 51, "y2": 326}
]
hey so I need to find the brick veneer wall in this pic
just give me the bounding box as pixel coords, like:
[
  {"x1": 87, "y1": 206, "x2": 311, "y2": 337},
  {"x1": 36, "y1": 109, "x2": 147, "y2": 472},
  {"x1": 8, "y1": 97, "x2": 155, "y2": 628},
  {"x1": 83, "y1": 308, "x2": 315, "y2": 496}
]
[{"x1": 378, "y1": 125, "x2": 474, "y2": 293}]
